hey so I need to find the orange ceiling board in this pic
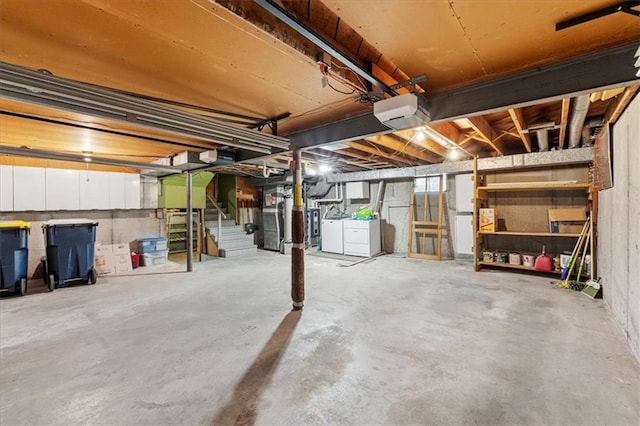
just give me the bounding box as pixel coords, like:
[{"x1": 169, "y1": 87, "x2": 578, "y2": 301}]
[
  {"x1": 450, "y1": 1, "x2": 640, "y2": 78},
  {"x1": 0, "y1": 114, "x2": 180, "y2": 161},
  {"x1": 0, "y1": 0, "x2": 344, "y2": 128},
  {"x1": 322, "y1": 0, "x2": 640, "y2": 93},
  {"x1": 322, "y1": 0, "x2": 485, "y2": 93},
  {"x1": 0, "y1": 98, "x2": 230, "y2": 153},
  {"x1": 0, "y1": 156, "x2": 137, "y2": 173}
]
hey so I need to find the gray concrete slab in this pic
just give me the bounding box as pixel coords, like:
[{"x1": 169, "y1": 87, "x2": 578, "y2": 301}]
[{"x1": 1, "y1": 251, "x2": 638, "y2": 425}]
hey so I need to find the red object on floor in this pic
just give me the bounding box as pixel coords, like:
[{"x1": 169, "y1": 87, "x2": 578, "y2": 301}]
[{"x1": 131, "y1": 252, "x2": 140, "y2": 269}]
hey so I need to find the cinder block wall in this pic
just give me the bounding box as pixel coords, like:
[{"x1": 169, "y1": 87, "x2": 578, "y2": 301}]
[{"x1": 599, "y1": 94, "x2": 640, "y2": 362}]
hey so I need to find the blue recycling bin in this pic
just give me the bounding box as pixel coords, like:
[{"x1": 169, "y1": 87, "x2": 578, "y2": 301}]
[
  {"x1": 42, "y1": 219, "x2": 98, "y2": 291},
  {"x1": 0, "y1": 221, "x2": 30, "y2": 296}
]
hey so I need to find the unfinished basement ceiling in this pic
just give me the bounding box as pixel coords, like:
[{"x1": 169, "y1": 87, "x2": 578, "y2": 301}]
[{"x1": 0, "y1": 0, "x2": 638, "y2": 175}]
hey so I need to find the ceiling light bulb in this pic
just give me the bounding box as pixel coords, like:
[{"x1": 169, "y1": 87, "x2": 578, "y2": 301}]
[
  {"x1": 448, "y1": 149, "x2": 461, "y2": 160},
  {"x1": 319, "y1": 164, "x2": 332, "y2": 174},
  {"x1": 416, "y1": 129, "x2": 426, "y2": 141}
]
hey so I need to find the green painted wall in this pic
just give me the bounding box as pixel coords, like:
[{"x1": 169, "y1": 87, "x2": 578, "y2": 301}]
[
  {"x1": 217, "y1": 174, "x2": 237, "y2": 220},
  {"x1": 158, "y1": 172, "x2": 214, "y2": 209}
]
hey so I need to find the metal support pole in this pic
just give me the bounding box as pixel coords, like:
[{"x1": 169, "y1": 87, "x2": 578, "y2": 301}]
[
  {"x1": 291, "y1": 150, "x2": 305, "y2": 310},
  {"x1": 186, "y1": 171, "x2": 193, "y2": 272}
]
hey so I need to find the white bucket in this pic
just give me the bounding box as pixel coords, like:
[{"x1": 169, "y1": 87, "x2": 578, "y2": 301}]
[
  {"x1": 509, "y1": 253, "x2": 522, "y2": 265},
  {"x1": 522, "y1": 254, "x2": 535, "y2": 267}
]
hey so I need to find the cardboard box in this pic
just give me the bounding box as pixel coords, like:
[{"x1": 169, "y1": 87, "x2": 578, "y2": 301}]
[
  {"x1": 113, "y1": 243, "x2": 133, "y2": 274},
  {"x1": 479, "y1": 208, "x2": 497, "y2": 232},
  {"x1": 94, "y1": 244, "x2": 115, "y2": 276},
  {"x1": 548, "y1": 208, "x2": 587, "y2": 233}
]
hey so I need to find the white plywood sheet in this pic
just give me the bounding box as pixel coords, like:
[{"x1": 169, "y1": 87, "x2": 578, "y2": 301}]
[
  {"x1": 13, "y1": 166, "x2": 45, "y2": 211},
  {"x1": 455, "y1": 214, "x2": 474, "y2": 255},
  {"x1": 46, "y1": 168, "x2": 80, "y2": 210},
  {"x1": 80, "y1": 170, "x2": 111, "y2": 210},
  {"x1": 0, "y1": 165, "x2": 13, "y2": 211},
  {"x1": 455, "y1": 173, "x2": 474, "y2": 213}
]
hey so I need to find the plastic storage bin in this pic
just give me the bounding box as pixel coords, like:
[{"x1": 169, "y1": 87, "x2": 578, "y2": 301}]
[
  {"x1": 42, "y1": 219, "x2": 98, "y2": 291},
  {"x1": 136, "y1": 237, "x2": 167, "y2": 253},
  {"x1": 0, "y1": 221, "x2": 31, "y2": 296},
  {"x1": 140, "y1": 250, "x2": 168, "y2": 266}
]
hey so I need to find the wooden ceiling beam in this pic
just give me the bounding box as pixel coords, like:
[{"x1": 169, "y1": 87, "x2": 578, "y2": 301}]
[
  {"x1": 303, "y1": 150, "x2": 375, "y2": 170},
  {"x1": 508, "y1": 108, "x2": 532, "y2": 152},
  {"x1": 392, "y1": 129, "x2": 448, "y2": 157},
  {"x1": 365, "y1": 135, "x2": 438, "y2": 163},
  {"x1": 465, "y1": 116, "x2": 506, "y2": 156},
  {"x1": 334, "y1": 148, "x2": 402, "y2": 168},
  {"x1": 605, "y1": 85, "x2": 639, "y2": 124},
  {"x1": 344, "y1": 141, "x2": 416, "y2": 166},
  {"x1": 558, "y1": 98, "x2": 571, "y2": 149},
  {"x1": 429, "y1": 123, "x2": 465, "y2": 145}
]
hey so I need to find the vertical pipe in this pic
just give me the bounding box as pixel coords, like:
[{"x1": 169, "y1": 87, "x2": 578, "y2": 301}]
[
  {"x1": 291, "y1": 150, "x2": 305, "y2": 310},
  {"x1": 284, "y1": 196, "x2": 293, "y2": 242},
  {"x1": 186, "y1": 171, "x2": 193, "y2": 272}
]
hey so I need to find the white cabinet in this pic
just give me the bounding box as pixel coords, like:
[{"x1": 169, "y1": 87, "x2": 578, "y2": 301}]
[
  {"x1": 0, "y1": 165, "x2": 13, "y2": 211},
  {"x1": 108, "y1": 173, "x2": 126, "y2": 209},
  {"x1": 13, "y1": 166, "x2": 46, "y2": 211},
  {"x1": 45, "y1": 168, "x2": 80, "y2": 210},
  {"x1": 4, "y1": 167, "x2": 141, "y2": 212},
  {"x1": 342, "y1": 219, "x2": 381, "y2": 257},
  {"x1": 321, "y1": 219, "x2": 344, "y2": 254},
  {"x1": 80, "y1": 171, "x2": 111, "y2": 210},
  {"x1": 124, "y1": 173, "x2": 141, "y2": 209},
  {"x1": 346, "y1": 181, "x2": 369, "y2": 199}
]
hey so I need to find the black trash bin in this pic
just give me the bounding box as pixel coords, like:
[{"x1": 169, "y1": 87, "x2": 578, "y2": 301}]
[
  {"x1": 42, "y1": 219, "x2": 98, "y2": 291},
  {"x1": 0, "y1": 221, "x2": 30, "y2": 296}
]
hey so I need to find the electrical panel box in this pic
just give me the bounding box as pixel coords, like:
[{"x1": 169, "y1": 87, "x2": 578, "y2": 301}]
[{"x1": 346, "y1": 181, "x2": 369, "y2": 199}]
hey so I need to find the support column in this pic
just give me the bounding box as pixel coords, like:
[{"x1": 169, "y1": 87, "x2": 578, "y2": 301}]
[
  {"x1": 186, "y1": 170, "x2": 193, "y2": 272},
  {"x1": 291, "y1": 150, "x2": 305, "y2": 310}
]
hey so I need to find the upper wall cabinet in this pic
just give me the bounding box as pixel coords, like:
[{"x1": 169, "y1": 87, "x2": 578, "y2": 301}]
[
  {"x1": 46, "y1": 169, "x2": 80, "y2": 210},
  {"x1": 4, "y1": 166, "x2": 141, "y2": 212},
  {"x1": 13, "y1": 166, "x2": 46, "y2": 211},
  {"x1": 0, "y1": 165, "x2": 13, "y2": 212},
  {"x1": 346, "y1": 181, "x2": 369, "y2": 199},
  {"x1": 80, "y1": 171, "x2": 111, "y2": 210},
  {"x1": 108, "y1": 173, "x2": 126, "y2": 209},
  {"x1": 124, "y1": 173, "x2": 140, "y2": 209}
]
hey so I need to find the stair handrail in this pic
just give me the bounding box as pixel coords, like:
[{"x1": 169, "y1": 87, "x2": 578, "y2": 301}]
[{"x1": 207, "y1": 195, "x2": 228, "y2": 248}]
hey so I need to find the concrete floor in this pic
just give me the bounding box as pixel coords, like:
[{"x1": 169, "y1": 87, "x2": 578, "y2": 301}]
[{"x1": 1, "y1": 251, "x2": 638, "y2": 425}]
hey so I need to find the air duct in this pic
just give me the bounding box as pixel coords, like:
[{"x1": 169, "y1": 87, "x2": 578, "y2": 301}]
[
  {"x1": 535, "y1": 129, "x2": 549, "y2": 152},
  {"x1": 568, "y1": 95, "x2": 590, "y2": 148}
]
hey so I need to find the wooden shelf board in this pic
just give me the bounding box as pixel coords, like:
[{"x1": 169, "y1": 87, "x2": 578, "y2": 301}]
[
  {"x1": 478, "y1": 261, "x2": 561, "y2": 274},
  {"x1": 478, "y1": 231, "x2": 581, "y2": 237},
  {"x1": 477, "y1": 183, "x2": 590, "y2": 192}
]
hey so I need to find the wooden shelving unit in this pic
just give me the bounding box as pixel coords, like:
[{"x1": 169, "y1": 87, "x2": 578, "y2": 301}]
[
  {"x1": 166, "y1": 211, "x2": 201, "y2": 255},
  {"x1": 472, "y1": 160, "x2": 593, "y2": 275},
  {"x1": 477, "y1": 261, "x2": 563, "y2": 274}
]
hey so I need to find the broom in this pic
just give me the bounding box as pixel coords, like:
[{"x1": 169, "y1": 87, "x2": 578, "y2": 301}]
[
  {"x1": 560, "y1": 220, "x2": 590, "y2": 280},
  {"x1": 560, "y1": 220, "x2": 590, "y2": 288}
]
